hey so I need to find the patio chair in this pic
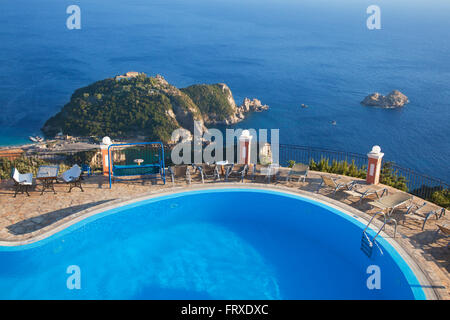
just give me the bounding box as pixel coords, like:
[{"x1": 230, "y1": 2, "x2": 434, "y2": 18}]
[
  {"x1": 225, "y1": 164, "x2": 248, "y2": 182},
  {"x1": 61, "y1": 164, "x2": 83, "y2": 192},
  {"x1": 275, "y1": 167, "x2": 291, "y2": 183},
  {"x1": 435, "y1": 223, "x2": 450, "y2": 238},
  {"x1": 251, "y1": 164, "x2": 274, "y2": 183},
  {"x1": 317, "y1": 175, "x2": 356, "y2": 195},
  {"x1": 11, "y1": 168, "x2": 33, "y2": 197},
  {"x1": 288, "y1": 163, "x2": 309, "y2": 183},
  {"x1": 402, "y1": 202, "x2": 446, "y2": 230},
  {"x1": 193, "y1": 164, "x2": 220, "y2": 183},
  {"x1": 434, "y1": 223, "x2": 450, "y2": 246},
  {"x1": 367, "y1": 192, "x2": 413, "y2": 216},
  {"x1": 343, "y1": 183, "x2": 388, "y2": 204},
  {"x1": 167, "y1": 165, "x2": 191, "y2": 185}
]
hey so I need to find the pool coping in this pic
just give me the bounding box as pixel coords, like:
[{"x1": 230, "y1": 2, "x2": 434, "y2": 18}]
[{"x1": 0, "y1": 183, "x2": 439, "y2": 300}]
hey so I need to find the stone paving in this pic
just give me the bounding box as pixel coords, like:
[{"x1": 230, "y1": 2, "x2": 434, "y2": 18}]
[{"x1": 0, "y1": 170, "x2": 448, "y2": 299}]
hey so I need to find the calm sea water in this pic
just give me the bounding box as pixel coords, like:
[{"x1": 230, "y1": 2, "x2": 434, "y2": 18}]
[{"x1": 0, "y1": 0, "x2": 449, "y2": 181}]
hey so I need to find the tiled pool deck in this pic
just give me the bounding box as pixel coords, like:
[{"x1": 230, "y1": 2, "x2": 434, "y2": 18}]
[{"x1": 0, "y1": 171, "x2": 448, "y2": 299}]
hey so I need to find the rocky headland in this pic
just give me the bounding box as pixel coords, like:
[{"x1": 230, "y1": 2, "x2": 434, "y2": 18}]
[{"x1": 42, "y1": 73, "x2": 269, "y2": 143}]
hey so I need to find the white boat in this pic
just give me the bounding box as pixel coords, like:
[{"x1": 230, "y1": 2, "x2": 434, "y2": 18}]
[{"x1": 29, "y1": 136, "x2": 44, "y2": 143}]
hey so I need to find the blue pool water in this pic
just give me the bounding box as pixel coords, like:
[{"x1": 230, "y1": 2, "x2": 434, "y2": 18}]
[{"x1": 0, "y1": 189, "x2": 425, "y2": 299}]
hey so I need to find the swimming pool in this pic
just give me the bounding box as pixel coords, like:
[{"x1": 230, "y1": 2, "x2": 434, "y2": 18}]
[{"x1": 0, "y1": 188, "x2": 427, "y2": 299}]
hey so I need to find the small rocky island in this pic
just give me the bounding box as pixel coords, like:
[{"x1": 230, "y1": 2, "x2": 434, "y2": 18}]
[
  {"x1": 42, "y1": 72, "x2": 269, "y2": 143},
  {"x1": 361, "y1": 90, "x2": 409, "y2": 108}
]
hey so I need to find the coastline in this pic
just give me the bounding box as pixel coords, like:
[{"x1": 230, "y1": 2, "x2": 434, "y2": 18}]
[{"x1": 0, "y1": 141, "x2": 36, "y2": 149}]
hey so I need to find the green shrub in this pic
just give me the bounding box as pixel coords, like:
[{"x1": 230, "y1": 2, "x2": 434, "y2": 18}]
[
  {"x1": 309, "y1": 158, "x2": 366, "y2": 179},
  {"x1": 0, "y1": 155, "x2": 88, "y2": 181},
  {"x1": 430, "y1": 189, "x2": 450, "y2": 209},
  {"x1": 0, "y1": 157, "x2": 48, "y2": 180},
  {"x1": 287, "y1": 160, "x2": 296, "y2": 168},
  {"x1": 380, "y1": 162, "x2": 408, "y2": 192}
]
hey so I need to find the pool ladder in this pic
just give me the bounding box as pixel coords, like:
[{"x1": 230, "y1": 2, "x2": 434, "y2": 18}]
[{"x1": 361, "y1": 212, "x2": 397, "y2": 258}]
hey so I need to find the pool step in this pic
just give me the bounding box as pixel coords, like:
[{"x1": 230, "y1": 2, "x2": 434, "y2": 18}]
[
  {"x1": 361, "y1": 211, "x2": 397, "y2": 258},
  {"x1": 361, "y1": 232, "x2": 373, "y2": 257}
]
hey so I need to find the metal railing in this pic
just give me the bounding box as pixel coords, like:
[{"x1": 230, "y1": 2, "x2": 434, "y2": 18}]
[
  {"x1": 279, "y1": 144, "x2": 368, "y2": 170},
  {"x1": 278, "y1": 144, "x2": 449, "y2": 203},
  {"x1": 24, "y1": 148, "x2": 103, "y2": 169},
  {"x1": 383, "y1": 162, "x2": 449, "y2": 200}
]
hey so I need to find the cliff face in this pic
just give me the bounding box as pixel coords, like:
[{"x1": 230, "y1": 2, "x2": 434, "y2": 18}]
[
  {"x1": 181, "y1": 83, "x2": 269, "y2": 125},
  {"x1": 42, "y1": 73, "x2": 268, "y2": 143},
  {"x1": 361, "y1": 90, "x2": 409, "y2": 108}
]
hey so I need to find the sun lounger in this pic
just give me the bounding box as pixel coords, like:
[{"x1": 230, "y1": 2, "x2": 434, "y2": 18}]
[
  {"x1": 225, "y1": 164, "x2": 248, "y2": 182},
  {"x1": 434, "y1": 223, "x2": 450, "y2": 245},
  {"x1": 402, "y1": 202, "x2": 446, "y2": 230},
  {"x1": 12, "y1": 168, "x2": 33, "y2": 197},
  {"x1": 168, "y1": 165, "x2": 190, "y2": 185},
  {"x1": 288, "y1": 163, "x2": 309, "y2": 183},
  {"x1": 436, "y1": 223, "x2": 450, "y2": 237},
  {"x1": 193, "y1": 164, "x2": 220, "y2": 183},
  {"x1": 275, "y1": 167, "x2": 291, "y2": 183},
  {"x1": 61, "y1": 164, "x2": 83, "y2": 192},
  {"x1": 343, "y1": 183, "x2": 388, "y2": 204},
  {"x1": 251, "y1": 164, "x2": 277, "y2": 183},
  {"x1": 368, "y1": 192, "x2": 413, "y2": 216},
  {"x1": 317, "y1": 175, "x2": 356, "y2": 195}
]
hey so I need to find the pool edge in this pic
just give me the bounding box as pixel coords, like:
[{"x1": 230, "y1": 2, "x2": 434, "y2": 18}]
[{"x1": 0, "y1": 183, "x2": 438, "y2": 300}]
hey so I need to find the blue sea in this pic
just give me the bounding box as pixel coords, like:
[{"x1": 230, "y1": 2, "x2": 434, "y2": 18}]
[{"x1": 0, "y1": 0, "x2": 449, "y2": 181}]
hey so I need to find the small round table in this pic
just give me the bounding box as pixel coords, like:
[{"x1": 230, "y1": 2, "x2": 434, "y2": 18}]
[{"x1": 134, "y1": 159, "x2": 144, "y2": 166}]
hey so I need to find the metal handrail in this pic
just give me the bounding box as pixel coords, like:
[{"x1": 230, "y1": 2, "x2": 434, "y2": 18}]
[{"x1": 363, "y1": 211, "x2": 397, "y2": 245}]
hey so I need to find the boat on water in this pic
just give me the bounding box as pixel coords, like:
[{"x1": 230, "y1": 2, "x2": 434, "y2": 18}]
[{"x1": 29, "y1": 136, "x2": 44, "y2": 143}]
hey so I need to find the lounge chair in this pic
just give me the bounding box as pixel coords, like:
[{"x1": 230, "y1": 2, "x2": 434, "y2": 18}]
[
  {"x1": 435, "y1": 223, "x2": 450, "y2": 237},
  {"x1": 434, "y1": 223, "x2": 450, "y2": 246},
  {"x1": 402, "y1": 202, "x2": 446, "y2": 230},
  {"x1": 167, "y1": 165, "x2": 190, "y2": 185},
  {"x1": 368, "y1": 192, "x2": 413, "y2": 216},
  {"x1": 225, "y1": 164, "x2": 248, "y2": 182},
  {"x1": 343, "y1": 183, "x2": 388, "y2": 204},
  {"x1": 288, "y1": 163, "x2": 309, "y2": 183},
  {"x1": 11, "y1": 168, "x2": 33, "y2": 197},
  {"x1": 275, "y1": 167, "x2": 291, "y2": 183},
  {"x1": 317, "y1": 175, "x2": 355, "y2": 195},
  {"x1": 193, "y1": 164, "x2": 220, "y2": 183},
  {"x1": 251, "y1": 164, "x2": 276, "y2": 183},
  {"x1": 61, "y1": 165, "x2": 83, "y2": 192}
]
